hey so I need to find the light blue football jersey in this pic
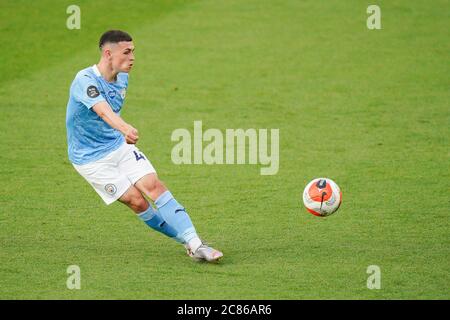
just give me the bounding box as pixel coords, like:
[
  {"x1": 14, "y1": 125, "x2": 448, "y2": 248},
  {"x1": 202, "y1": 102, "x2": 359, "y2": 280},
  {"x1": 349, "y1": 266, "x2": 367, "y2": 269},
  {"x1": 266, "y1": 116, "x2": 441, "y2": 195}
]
[{"x1": 66, "y1": 65, "x2": 128, "y2": 165}]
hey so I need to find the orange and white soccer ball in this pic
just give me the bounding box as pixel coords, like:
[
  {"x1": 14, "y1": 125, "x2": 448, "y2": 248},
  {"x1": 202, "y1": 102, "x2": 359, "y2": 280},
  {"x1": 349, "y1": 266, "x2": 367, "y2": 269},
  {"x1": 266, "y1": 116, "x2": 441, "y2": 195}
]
[{"x1": 303, "y1": 178, "x2": 342, "y2": 217}]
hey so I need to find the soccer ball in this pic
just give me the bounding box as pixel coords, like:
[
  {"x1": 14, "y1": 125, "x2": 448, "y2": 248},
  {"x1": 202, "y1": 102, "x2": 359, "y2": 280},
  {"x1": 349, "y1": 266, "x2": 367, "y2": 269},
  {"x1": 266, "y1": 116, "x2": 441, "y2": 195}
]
[{"x1": 302, "y1": 178, "x2": 342, "y2": 217}]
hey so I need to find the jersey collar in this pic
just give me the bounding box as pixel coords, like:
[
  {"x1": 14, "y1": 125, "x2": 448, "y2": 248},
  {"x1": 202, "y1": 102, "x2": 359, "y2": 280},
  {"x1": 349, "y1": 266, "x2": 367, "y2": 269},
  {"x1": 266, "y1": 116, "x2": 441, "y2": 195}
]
[
  {"x1": 92, "y1": 64, "x2": 101, "y2": 77},
  {"x1": 92, "y1": 64, "x2": 119, "y2": 83}
]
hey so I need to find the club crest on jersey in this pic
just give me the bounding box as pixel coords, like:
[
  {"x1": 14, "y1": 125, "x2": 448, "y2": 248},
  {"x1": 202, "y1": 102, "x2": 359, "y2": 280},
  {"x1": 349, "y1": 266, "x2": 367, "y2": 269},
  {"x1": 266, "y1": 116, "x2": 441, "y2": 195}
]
[
  {"x1": 108, "y1": 90, "x2": 116, "y2": 99},
  {"x1": 104, "y1": 184, "x2": 117, "y2": 195},
  {"x1": 87, "y1": 85, "x2": 100, "y2": 98},
  {"x1": 120, "y1": 89, "x2": 126, "y2": 99}
]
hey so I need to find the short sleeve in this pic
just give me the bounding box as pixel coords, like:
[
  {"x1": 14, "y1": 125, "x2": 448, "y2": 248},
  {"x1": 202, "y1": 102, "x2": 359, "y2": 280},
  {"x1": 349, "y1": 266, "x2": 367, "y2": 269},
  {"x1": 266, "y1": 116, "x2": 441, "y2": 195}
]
[{"x1": 72, "y1": 74, "x2": 106, "y2": 109}]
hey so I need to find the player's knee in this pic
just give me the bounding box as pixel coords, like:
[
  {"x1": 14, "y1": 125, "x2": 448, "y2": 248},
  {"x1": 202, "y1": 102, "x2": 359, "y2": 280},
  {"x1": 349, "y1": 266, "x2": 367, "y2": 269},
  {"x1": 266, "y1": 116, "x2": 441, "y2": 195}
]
[
  {"x1": 132, "y1": 196, "x2": 149, "y2": 213},
  {"x1": 143, "y1": 175, "x2": 166, "y2": 194},
  {"x1": 135, "y1": 174, "x2": 168, "y2": 201},
  {"x1": 120, "y1": 188, "x2": 148, "y2": 213},
  {"x1": 153, "y1": 178, "x2": 166, "y2": 192}
]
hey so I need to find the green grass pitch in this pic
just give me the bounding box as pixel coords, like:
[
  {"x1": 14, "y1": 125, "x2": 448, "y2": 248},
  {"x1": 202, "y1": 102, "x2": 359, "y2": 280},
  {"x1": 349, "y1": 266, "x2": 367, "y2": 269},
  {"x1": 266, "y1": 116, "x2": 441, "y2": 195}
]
[{"x1": 0, "y1": 0, "x2": 448, "y2": 299}]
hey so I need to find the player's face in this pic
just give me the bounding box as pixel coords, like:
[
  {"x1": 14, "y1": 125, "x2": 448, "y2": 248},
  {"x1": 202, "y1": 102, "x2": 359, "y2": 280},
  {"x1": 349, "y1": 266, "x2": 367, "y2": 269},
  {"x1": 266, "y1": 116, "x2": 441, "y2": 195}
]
[{"x1": 110, "y1": 41, "x2": 135, "y2": 73}]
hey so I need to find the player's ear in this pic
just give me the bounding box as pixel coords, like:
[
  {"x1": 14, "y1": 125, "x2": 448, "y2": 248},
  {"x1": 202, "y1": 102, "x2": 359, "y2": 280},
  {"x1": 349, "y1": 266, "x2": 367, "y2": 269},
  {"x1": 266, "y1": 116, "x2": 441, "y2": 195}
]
[
  {"x1": 102, "y1": 48, "x2": 113, "y2": 60},
  {"x1": 101, "y1": 43, "x2": 113, "y2": 59}
]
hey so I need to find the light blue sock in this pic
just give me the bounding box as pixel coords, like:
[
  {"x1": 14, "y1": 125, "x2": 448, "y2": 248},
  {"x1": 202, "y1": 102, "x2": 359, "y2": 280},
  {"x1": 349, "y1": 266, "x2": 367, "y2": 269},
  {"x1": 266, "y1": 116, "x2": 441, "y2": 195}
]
[
  {"x1": 137, "y1": 203, "x2": 182, "y2": 243},
  {"x1": 154, "y1": 191, "x2": 198, "y2": 244}
]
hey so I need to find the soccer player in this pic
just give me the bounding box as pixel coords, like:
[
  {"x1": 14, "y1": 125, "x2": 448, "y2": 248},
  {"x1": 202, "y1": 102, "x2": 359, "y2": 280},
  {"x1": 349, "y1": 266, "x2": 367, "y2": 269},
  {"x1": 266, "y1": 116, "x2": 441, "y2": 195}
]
[{"x1": 65, "y1": 30, "x2": 223, "y2": 262}]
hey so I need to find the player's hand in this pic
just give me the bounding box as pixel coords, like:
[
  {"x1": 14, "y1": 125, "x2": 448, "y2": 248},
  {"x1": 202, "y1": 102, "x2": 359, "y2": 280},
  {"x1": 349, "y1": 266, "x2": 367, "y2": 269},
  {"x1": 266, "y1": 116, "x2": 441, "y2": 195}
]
[{"x1": 125, "y1": 125, "x2": 139, "y2": 144}]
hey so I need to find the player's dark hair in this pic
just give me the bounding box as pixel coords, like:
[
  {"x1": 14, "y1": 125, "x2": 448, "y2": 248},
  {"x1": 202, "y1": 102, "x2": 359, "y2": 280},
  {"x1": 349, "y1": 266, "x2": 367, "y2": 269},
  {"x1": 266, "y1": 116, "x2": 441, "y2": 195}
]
[{"x1": 99, "y1": 30, "x2": 132, "y2": 49}]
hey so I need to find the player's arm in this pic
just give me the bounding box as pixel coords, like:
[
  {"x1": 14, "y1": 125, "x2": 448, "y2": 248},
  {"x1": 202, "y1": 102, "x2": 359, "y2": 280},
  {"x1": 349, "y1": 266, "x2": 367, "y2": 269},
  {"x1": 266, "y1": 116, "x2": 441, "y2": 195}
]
[{"x1": 92, "y1": 101, "x2": 139, "y2": 144}]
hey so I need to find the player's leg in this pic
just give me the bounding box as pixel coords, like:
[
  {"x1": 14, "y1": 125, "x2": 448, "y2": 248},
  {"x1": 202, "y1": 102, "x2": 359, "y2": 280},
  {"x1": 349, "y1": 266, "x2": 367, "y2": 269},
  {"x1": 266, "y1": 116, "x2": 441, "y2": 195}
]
[
  {"x1": 119, "y1": 144, "x2": 223, "y2": 261},
  {"x1": 72, "y1": 149, "x2": 177, "y2": 241},
  {"x1": 134, "y1": 173, "x2": 198, "y2": 245},
  {"x1": 117, "y1": 185, "x2": 179, "y2": 240},
  {"x1": 113, "y1": 144, "x2": 194, "y2": 245},
  {"x1": 119, "y1": 152, "x2": 200, "y2": 247},
  {"x1": 135, "y1": 173, "x2": 223, "y2": 262}
]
